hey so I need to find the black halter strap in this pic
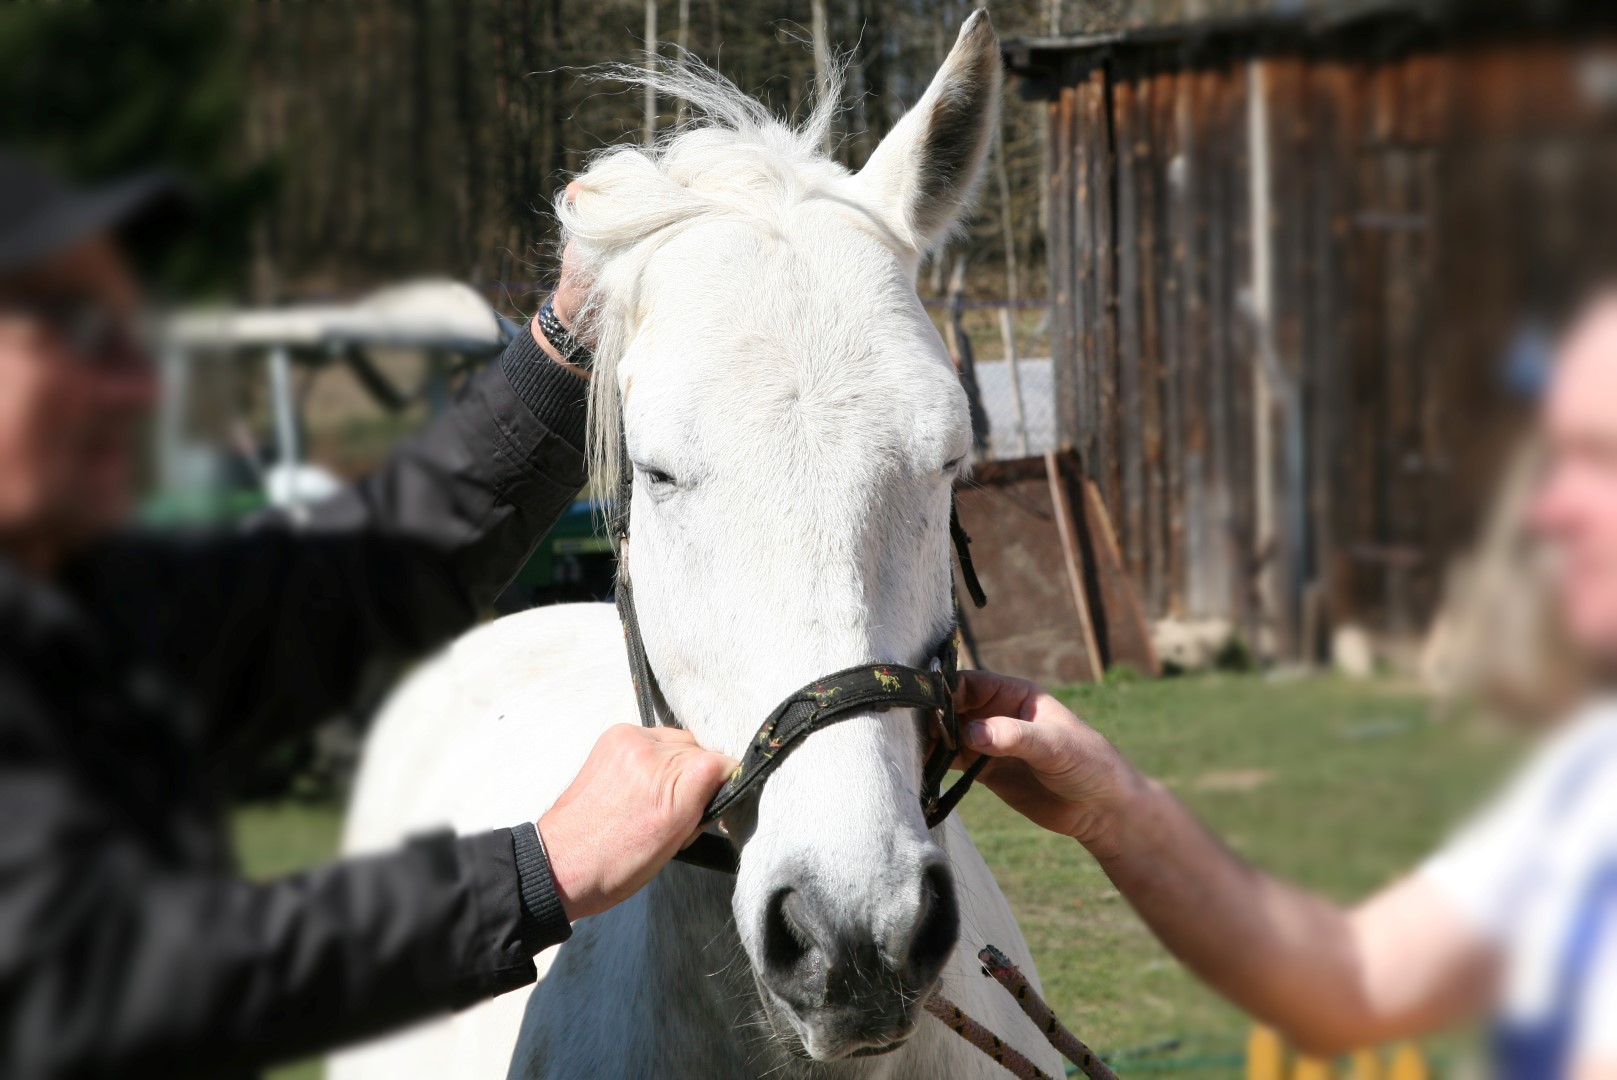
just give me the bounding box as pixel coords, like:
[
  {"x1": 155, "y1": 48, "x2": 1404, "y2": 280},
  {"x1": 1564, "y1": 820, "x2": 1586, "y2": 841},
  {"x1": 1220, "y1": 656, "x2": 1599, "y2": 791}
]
[{"x1": 611, "y1": 457, "x2": 989, "y2": 875}]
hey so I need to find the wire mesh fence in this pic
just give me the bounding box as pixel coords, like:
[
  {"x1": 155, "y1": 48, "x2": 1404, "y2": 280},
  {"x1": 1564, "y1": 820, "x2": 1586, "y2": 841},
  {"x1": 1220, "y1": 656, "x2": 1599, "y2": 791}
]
[{"x1": 924, "y1": 298, "x2": 1056, "y2": 462}]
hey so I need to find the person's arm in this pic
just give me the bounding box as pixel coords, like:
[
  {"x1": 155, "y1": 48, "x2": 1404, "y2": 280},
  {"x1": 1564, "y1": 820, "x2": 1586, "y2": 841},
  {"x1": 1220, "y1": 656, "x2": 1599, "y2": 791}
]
[
  {"x1": 953, "y1": 671, "x2": 1497, "y2": 1055},
  {"x1": 1, "y1": 710, "x2": 733, "y2": 1078},
  {"x1": 79, "y1": 312, "x2": 590, "y2": 763}
]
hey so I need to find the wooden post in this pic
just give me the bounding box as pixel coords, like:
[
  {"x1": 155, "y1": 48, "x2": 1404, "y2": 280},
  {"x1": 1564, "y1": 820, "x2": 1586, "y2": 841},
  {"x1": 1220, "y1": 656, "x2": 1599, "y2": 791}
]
[
  {"x1": 1045, "y1": 451, "x2": 1105, "y2": 683},
  {"x1": 999, "y1": 307, "x2": 1030, "y2": 456}
]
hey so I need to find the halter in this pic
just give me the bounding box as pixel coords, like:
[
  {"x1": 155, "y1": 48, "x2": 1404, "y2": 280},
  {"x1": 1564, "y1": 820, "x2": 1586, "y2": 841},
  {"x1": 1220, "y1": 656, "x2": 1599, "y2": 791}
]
[{"x1": 611, "y1": 452, "x2": 990, "y2": 875}]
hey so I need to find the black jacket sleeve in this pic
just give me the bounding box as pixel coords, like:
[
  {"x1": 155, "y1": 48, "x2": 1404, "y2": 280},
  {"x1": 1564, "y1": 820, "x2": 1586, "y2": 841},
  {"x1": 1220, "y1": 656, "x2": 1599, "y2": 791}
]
[
  {"x1": 0, "y1": 726, "x2": 570, "y2": 1079},
  {"x1": 80, "y1": 329, "x2": 590, "y2": 766}
]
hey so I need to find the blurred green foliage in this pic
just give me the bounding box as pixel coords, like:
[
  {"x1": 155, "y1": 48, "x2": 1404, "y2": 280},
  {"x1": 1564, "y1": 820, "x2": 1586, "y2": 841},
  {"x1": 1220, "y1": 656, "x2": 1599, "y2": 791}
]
[{"x1": 0, "y1": 5, "x2": 274, "y2": 295}]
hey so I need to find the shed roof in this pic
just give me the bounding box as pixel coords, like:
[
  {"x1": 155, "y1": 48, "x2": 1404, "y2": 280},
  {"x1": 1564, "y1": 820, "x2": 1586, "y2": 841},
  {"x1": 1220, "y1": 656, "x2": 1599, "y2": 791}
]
[{"x1": 1004, "y1": 0, "x2": 1606, "y2": 90}]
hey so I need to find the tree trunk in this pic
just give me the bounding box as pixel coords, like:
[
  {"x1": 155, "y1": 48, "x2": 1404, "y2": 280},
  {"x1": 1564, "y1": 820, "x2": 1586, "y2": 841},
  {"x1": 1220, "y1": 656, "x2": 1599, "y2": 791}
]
[
  {"x1": 811, "y1": 0, "x2": 833, "y2": 155},
  {"x1": 644, "y1": 0, "x2": 658, "y2": 146}
]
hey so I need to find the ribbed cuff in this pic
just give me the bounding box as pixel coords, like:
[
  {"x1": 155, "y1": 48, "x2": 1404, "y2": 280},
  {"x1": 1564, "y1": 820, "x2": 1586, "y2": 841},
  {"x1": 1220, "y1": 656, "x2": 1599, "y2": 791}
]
[
  {"x1": 512, "y1": 820, "x2": 573, "y2": 954},
  {"x1": 499, "y1": 326, "x2": 589, "y2": 455}
]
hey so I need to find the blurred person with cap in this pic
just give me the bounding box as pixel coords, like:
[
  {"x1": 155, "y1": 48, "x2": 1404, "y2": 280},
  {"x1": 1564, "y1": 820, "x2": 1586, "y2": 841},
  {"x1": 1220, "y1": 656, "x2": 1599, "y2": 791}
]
[
  {"x1": 954, "y1": 290, "x2": 1617, "y2": 1078},
  {"x1": 0, "y1": 151, "x2": 736, "y2": 1078}
]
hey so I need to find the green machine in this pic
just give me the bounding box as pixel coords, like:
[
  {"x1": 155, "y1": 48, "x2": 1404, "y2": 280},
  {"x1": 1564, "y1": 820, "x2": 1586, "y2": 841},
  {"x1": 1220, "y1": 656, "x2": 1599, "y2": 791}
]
[{"x1": 152, "y1": 279, "x2": 616, "y2": 607}]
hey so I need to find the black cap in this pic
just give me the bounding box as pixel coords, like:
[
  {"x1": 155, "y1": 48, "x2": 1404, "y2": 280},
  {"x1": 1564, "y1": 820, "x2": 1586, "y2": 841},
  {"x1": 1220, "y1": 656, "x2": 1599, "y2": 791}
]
[{"x1": 0, "y1": 150, "x2": 194, "y2": 275}]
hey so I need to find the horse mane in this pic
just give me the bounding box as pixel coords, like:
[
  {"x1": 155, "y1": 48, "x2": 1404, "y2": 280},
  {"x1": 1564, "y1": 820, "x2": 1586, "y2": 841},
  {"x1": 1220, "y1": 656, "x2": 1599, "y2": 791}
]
[{"x1": 554, "y1": 58, "x2": 849, "y2": 490}]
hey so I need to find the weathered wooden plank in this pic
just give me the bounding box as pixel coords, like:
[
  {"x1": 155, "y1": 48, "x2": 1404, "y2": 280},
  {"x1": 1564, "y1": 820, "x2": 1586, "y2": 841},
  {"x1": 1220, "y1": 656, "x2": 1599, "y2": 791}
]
[
  {"x1": 1307, "y1": 61, "x2": 1354, "y2": 644},
  {"x1": 1270, "y1": 56, "x2": 1308, "y2": 657},
  {"x1": 1163, "y1": 68, "x2": 1190, "y2": 618},
  {"x1": 1073, "y1": 76, "x2": 1096, "y2": 466},
  {"x1": 1089, "y1": 67, "x2": 1121, "y2": 528},
  {"x1": 1203, "y1": 65, "x2": 1237, "y2": 626},
  {"x1": 1182, "y1": 68, "x2": 1216, "y2": 619},
  {"x1": 1113, "y1": 70, "x2": 1146, "y2": 589},
  {"x1": 1049, "y1": 89, "x2": 1080, "y2": 452},
  {"x1": 1226, "y1": 65, "x2": 1257, "y2": 644},
  {"x1": 1137, "y1": 68, "x2": 1167, "y2": 619},
  {"x1": 1345, "y1": 65, "x2": 1391, "y2": 626}
]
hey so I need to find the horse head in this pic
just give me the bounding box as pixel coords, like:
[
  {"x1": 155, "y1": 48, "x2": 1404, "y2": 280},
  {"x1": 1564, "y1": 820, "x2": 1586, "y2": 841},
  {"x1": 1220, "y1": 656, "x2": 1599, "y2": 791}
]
[{"x1": 560, "y1": 11, "x2": 1001, "y2": 1060}]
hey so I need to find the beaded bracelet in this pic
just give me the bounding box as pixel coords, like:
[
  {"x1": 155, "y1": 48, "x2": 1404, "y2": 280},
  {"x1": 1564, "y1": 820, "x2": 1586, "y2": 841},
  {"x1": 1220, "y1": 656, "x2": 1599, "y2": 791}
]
[{"x1": 536, "y1": 295, "x2": 593, "y2": 371}]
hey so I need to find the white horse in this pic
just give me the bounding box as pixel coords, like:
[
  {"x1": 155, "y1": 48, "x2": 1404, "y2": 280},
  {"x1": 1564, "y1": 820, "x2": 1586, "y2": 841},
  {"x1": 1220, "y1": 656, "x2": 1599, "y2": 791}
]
[{"x1": 332, "y1": 12, "x2": 1062, "y2": 1079}]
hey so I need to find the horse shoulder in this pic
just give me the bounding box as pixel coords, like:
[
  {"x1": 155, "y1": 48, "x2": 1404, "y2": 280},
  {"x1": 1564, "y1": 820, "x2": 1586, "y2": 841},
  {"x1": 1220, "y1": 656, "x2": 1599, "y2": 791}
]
[
  {"x1": 334, "y1": 603, "x2": 637, "y2": 1080},
  {"x1": 345, "y1": 602, "x2": 633, "y2": 852}
]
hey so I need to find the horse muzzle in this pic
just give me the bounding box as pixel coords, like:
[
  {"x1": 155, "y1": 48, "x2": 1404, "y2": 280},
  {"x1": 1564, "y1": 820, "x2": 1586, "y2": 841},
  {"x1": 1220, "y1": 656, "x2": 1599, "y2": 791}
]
[{"x1": 751, "y1": 857, "x2": 960, "y2": 1060}]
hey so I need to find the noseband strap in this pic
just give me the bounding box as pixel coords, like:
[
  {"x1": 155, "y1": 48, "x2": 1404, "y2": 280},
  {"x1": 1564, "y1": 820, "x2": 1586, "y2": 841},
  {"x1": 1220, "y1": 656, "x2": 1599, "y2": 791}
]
[{"x1": 611, "y1": 454, "x2": 989, "y2": 875}]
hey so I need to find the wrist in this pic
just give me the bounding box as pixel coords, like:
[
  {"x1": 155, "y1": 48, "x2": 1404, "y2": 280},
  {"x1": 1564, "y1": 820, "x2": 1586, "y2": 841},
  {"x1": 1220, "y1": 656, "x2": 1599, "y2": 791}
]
[
  {"x1": 536, "y1": 810, "x2": 593, "y2": 921},
  {"x1": 1070, "y1": 755, "x2": 1153, "y2": 861},
  {"x1": 510, "y1": 820, "x2": 574, "y2": 951},
  {"x1": 531, "y1": 293, "x2": 592, "y2": 379}
]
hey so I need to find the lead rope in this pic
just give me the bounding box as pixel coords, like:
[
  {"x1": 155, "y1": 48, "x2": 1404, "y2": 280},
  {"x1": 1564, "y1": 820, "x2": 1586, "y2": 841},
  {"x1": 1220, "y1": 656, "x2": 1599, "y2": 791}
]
[{"x1": 926, "y1": 944, "x2": 1119, "y2": 1080}]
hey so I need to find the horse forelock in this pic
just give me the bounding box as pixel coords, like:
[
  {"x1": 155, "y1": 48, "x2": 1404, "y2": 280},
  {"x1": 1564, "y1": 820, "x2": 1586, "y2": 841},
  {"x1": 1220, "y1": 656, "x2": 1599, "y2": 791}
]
[{"x1": 554, "y1": 59, "x2": 865, "y2": 492}]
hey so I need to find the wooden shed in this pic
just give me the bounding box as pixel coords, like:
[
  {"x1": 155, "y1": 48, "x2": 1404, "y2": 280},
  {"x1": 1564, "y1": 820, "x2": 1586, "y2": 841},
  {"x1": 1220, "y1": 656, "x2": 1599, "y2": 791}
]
[{"x1": 1006, "y1": 3, "x2": 1617, "y2": 660}]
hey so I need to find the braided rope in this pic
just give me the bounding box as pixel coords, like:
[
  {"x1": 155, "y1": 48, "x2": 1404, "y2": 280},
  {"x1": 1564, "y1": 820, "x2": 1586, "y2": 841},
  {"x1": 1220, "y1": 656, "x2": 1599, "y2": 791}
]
[
  {"x1": 924, "y1": 992, "x2": 1059, "y2": 1080},
  {"x1": 979, "y1": 945, "x2": 1120, "y2": 1080}
]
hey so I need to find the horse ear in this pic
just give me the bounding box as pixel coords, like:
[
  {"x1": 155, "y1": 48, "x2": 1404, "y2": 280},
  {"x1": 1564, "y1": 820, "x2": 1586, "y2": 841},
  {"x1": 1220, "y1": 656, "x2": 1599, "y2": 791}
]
[{"x1": 855, "y1": 9, "x2": 1001, "y2": 255}]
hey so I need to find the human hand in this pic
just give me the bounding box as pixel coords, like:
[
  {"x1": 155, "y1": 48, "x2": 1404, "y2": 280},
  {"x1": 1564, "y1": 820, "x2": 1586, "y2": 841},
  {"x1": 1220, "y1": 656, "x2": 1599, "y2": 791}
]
[
  {"x1": 954, "y1": 670, "x2": 1144, "y2": 857},
  {"x1": 538, "y1": 725, "x2": 738, "y2": 920},
  {"x1": 533, "y1": 181, "x2": 591, "y2": 371}
]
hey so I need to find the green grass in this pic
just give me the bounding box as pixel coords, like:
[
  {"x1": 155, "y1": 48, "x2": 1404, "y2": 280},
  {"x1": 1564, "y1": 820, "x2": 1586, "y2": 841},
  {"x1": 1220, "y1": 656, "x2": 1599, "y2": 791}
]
[{"x1": 235, "y1": 674, "x2": 1515, "y2": 1078}]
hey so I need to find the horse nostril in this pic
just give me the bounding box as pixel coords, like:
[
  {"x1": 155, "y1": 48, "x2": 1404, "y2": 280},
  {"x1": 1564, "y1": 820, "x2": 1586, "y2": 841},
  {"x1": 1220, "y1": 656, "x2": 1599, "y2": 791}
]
[
  {"x1": 763, "y1": 888, "x2": 818, "y2": 979},
  {"x1": 907, "y1": 862, "x2": 959, "y2": 983}
]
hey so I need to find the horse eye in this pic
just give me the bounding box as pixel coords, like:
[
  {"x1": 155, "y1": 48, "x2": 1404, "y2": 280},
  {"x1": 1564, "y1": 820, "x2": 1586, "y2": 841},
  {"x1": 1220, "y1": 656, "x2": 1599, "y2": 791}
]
[
  {"x1": 641, "y1": 465, "x2": 677, "y2": 488},
  {"x1": 943, "y1": 457, "x2": 964, "y2": 474}
]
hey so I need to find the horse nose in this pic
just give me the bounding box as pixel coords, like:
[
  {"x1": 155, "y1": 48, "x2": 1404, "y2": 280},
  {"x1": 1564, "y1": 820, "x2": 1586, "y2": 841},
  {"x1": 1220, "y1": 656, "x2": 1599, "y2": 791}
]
[{"x1": 758, "y1": 860, "x2": 959, "y2": 1022}]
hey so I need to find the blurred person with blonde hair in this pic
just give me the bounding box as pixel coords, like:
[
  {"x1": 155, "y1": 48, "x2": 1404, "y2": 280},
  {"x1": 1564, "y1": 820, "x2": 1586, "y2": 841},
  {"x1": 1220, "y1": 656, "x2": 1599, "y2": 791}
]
[
  {"x1": 0, "y1": 153, "x2": 735, "y2": 1078},
  {"x1": 955, "y1": 291, "x2": 1617, "y2": 1079}
]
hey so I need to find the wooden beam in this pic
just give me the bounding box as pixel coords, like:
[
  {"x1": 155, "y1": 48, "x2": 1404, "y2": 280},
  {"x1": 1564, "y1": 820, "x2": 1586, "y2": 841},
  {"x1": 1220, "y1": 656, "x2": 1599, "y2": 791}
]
[
  {"x1": 1088, "y1": 68, "x2": 1120, "y2": 522},
  {"x1": 1083, "y1": 473, "x2": 1161, "y2": 676},
  {"x1": 1114, "y1": 72, "x2": 1145, "y2": 588},
  {"x1": 1045, "y1": 451, "x2": 1106, "y2": 683}
]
